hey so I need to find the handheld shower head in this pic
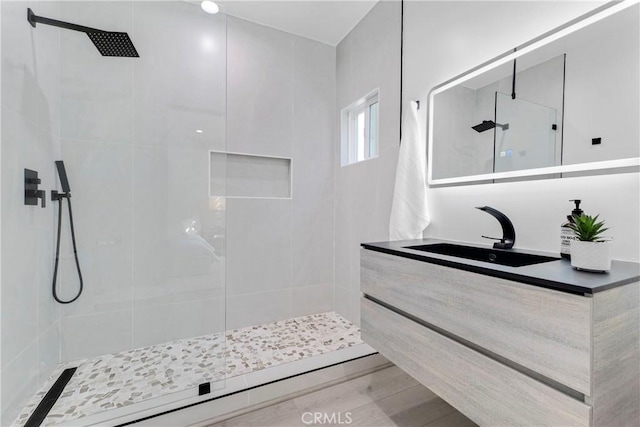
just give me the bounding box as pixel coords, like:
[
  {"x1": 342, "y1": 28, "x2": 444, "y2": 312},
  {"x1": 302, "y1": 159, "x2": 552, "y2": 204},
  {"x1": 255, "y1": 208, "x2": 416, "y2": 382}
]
[
  {"x1": 51, "y1": 160, "x2": 84, "y2": 304},
  {"x1": 55, "y1": 161, "x2": 71, "y2": 193}
]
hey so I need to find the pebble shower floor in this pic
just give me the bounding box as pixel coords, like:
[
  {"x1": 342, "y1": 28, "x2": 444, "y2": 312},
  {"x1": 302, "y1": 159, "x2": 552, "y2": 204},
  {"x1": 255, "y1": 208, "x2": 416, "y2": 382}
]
[{"x1": 14, "y1": 312, "x2": 362, "y2": 426}]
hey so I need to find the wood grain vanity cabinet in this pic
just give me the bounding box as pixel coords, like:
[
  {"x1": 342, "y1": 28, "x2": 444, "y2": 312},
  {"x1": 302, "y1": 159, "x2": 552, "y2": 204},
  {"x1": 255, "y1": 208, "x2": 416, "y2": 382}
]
[{"x1": 360, "y1": 247, "x2": 640, "y2": 427}]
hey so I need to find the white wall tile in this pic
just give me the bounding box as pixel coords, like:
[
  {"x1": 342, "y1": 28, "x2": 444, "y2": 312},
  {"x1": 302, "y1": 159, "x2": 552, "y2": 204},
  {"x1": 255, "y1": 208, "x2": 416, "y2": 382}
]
[
  {"x1": 1, "y1": 0, "x2": 39, "y2": 124},
  {"x1": 226, "y1": 198, "x2": 292, "y2": 296},
  {"x1": 1, "y1": 1, "x2": 62, "y2": 421},
  {"x1": 1, "y1": 108, "x2": 59, "y2": 370},
  {"x1": 352, "y1": 8, "x2": 401, "y2": 153},
  {"x1": 33, "y1": 1, "x2": 62, "y2": 138},
  {"x1": 0, "y1": 341, "x2": 39, "y2": 426},
  {"x1": 132, "y1": 298, "x2": 225, "y2": 348},
  {"x1": 336, "y1": 34, "x2": 354, "y2": 109},
  {"x1": 227, "y1": 17, "x2": 294, "y2": 157},
  {"x1": 333, "y1": 286, "x2": 351, "y2": 322},
  {"x1": 0, "y1": 0, "x2": 62, "y2": 132},
  {"x1": 59, "y1": 2, "x2": 133, "y2": 144},
  {"x1": 37, "y1": 171, "x2": 60, "y2": 334},
  {"x1": 225, "y1": 154, "x2": 292, "y2": 198},
  {"x1": 291, "y1": 285, "x2": 333, "y2": 318},
  {"x1": 292, "y1": 160, "x2": 334, "y2": 288},
  {"x1": 39, "y1": 321, "x2": 61, "y2": 384},
  {"x1": 58, "y1": 139, "x2": 133, "y2": 317},
  {"x1": 133, "y1": 146, "x2": 225, "y2": 309},
  {"x1": 1, "y1": 117, "x2": 41, "y2": 369},
  {"x1": 333, "y1": 166, "x2": 352, "y2": 290},
  {"x1": 226, "y1": 289, "x2": 292, "y2": 330},
  {"x1": 293, "y1": 37, "x2": 336, "y2": 163},
  {"x1": 61, "y1": 310, "x2": 132, "y2": 362},
  {"x1": 349, "y1": 289, "x2": 362, "y2": 327},
  {"x1": 224, "y1": 18, "x2": 336, "y2": 323},
  {"x1": 290, "y1": 31, "x2": 336, "y2": 291},
  {"x1": 210, "y1": 152, "x2": 227, "y2": 197},
  {"x1": 132, "y1": 1, "x2": 226, "y2": 151}
]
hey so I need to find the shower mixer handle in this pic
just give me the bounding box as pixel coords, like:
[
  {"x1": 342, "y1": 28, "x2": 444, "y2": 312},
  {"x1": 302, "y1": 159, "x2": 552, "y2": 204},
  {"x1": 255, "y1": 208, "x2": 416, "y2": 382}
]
[
  {"x1": 25, "y1": 189, "x2": 46, "y2": 207},
  {"x1": 27, "y1": 189, "x2": 46, "y2": 208},
  {"x1": 38, "y1": 190, "x2": 46, "y2": 207}
]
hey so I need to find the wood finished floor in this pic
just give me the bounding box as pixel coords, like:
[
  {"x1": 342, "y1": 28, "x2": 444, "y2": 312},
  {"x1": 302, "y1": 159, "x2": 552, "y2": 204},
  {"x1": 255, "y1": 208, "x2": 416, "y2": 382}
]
[{"x1": 208, "y1": 366, "x2": 477, "y2": 427}]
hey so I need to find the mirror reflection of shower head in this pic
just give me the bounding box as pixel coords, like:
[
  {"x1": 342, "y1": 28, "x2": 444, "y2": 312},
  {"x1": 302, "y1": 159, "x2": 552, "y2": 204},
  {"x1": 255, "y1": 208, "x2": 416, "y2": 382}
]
[
  {"x1": 55, "y1": 161, "x2": 71, "y2": 193},
  {"x1": 471, "y1": 120, "x2": 509, "y2": 133},
  {"x1": 27, "y1": 8, "x2": 139, "y2": 57}
]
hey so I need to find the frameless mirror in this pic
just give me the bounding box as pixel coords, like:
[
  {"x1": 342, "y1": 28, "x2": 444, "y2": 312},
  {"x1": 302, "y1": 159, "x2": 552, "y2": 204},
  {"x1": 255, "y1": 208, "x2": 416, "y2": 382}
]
[{"x1": 428, "y1": 1, "x2": 640, "y2": 185}]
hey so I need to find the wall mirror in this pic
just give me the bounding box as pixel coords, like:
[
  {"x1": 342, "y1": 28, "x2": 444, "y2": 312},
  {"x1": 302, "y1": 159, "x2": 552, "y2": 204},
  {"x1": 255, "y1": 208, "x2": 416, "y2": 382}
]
[{"x1": 427, "y1": 1, "x2": 639, "y2": 186}]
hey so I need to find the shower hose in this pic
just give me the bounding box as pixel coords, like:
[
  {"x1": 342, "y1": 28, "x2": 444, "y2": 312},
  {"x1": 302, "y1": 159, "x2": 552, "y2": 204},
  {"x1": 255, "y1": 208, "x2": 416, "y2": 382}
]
[{"x1": 52, "y1": 195, "x2": 84, "y2": 304}]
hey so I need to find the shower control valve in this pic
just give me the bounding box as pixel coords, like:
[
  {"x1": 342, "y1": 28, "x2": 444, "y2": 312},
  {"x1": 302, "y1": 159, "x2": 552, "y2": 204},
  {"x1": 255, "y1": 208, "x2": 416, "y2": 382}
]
[{"x1": 24, "y1": 168, "x2": 46, "y2": 208}]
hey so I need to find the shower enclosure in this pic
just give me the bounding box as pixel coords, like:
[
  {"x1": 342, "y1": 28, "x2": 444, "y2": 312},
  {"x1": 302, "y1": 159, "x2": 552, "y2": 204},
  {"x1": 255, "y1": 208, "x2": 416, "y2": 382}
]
[
  {"x1": 2, "y1": 1, "x2": 229, "y2": 424},
  {"x1": 2, "y1": 1, "x2": 365, "y2": 425}
]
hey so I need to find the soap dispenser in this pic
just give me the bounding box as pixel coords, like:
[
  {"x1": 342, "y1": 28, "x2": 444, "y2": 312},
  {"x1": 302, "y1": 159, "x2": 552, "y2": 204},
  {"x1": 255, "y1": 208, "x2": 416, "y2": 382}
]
[{"x1": 560, "y1": 199, "x2": 583, "y2": 259}]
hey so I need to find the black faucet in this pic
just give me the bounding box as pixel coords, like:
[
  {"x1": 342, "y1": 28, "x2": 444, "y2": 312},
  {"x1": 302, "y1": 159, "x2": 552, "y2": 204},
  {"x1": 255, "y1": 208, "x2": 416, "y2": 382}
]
[{"x1": 475, "y1": 206, "x2": 515, "y2": 249}]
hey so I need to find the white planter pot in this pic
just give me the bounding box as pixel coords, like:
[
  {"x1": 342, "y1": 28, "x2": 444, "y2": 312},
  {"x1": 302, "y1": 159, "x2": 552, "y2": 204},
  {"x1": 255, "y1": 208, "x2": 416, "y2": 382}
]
[{"x1": 570, "y1": 240, "x2": 611, "y2": 272}]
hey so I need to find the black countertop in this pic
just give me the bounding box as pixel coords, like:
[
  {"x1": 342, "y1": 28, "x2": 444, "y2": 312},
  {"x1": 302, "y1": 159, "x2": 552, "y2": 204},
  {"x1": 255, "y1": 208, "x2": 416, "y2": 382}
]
[{"x1": 361, "y1": 238, "x2": 640, "y2": 295}]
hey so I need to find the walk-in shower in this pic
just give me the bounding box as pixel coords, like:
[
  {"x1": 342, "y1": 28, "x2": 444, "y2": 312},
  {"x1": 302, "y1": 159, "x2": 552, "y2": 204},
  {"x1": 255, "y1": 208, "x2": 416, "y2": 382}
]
[{"x1": 2, "y1": 1, "x2": 368, "y2": 425}]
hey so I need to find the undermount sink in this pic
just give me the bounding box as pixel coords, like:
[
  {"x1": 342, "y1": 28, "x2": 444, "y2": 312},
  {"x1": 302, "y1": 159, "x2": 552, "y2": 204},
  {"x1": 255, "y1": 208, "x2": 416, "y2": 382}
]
[{"x1": 404, "y1": 243, "x2": 559, "y2": 267}]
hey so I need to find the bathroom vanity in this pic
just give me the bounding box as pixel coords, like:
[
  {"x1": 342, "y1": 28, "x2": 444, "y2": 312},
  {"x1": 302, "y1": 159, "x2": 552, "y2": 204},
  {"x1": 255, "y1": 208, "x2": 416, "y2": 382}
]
[{"x1": 360, "y1": 240, "x2": 640, "y2": 426}]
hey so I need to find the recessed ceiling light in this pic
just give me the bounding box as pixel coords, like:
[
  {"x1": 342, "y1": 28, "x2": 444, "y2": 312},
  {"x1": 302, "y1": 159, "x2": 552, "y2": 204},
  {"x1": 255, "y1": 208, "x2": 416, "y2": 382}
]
[
  {"x1": 196, "y1": 129, "x2": 204, "y2": 133},
  {"x1": 201, "y1": 0, "x2": 219, "y2": 14}
]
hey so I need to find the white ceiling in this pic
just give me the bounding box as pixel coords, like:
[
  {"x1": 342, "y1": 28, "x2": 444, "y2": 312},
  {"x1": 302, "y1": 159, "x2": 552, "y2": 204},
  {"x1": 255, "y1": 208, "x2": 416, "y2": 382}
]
[{"x1": 217, "y1": 1, "x2": 379, "y2": 46}]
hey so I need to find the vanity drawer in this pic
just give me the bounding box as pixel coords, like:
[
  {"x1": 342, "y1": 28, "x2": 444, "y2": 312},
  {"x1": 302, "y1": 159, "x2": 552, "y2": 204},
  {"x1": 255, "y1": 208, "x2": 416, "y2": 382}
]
[
  {"x1": 361, "y1": 297, "x2": 592, "y2": 426},
  {"x1": 361, "y1": 249, "x2": 592, "y2": 395}
]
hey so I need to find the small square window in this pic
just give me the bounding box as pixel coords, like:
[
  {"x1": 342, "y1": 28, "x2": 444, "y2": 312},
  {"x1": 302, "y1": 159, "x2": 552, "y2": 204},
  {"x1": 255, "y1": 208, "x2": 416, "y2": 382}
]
[{"x1": 341, "y1": 90, "x2": 379, "y2": 166}]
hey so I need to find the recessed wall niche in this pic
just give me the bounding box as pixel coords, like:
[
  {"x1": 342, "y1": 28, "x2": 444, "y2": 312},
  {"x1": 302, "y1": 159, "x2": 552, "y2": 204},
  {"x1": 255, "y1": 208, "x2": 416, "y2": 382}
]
[{"x1": 210, "y1": 151, "x2": 292, "y2": 198}]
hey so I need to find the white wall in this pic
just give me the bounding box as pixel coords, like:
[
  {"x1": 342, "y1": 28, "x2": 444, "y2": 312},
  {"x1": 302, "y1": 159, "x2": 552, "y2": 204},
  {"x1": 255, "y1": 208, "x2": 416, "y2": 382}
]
[
  {"x1": 1, "y1": 1, "x2": 62, "y2": 424},
  {"x1": 334, "y1": 1, "x2": 402, "y2": 325}
]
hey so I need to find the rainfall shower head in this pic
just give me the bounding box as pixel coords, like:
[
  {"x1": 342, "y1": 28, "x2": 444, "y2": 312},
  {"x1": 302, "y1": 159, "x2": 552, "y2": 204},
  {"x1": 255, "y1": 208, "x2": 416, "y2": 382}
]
[
  {"x1": 27, "y1": 8, "x2": 139, "y2": 57},
  {"x1": 471, "y1": 120, "x2": 509, "y2": 133},
  {"x1": 86, "y1": 32, "x2": 139, "y2": 57},
  {"x1": 472, "y1": 120, "x2": 496, "y2": 133}
]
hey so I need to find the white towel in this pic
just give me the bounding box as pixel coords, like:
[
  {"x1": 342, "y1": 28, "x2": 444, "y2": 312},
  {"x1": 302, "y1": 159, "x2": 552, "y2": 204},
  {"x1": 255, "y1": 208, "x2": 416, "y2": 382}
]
[{"x1": 389, "y1": 101, "x2": 430, "y2": 240}]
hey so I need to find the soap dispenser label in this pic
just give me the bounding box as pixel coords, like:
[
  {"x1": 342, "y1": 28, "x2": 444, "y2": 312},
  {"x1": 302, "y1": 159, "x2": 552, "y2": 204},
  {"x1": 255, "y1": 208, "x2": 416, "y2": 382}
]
[{"x1": 561, "y1": 228, "x2": 575, "y2": 255}]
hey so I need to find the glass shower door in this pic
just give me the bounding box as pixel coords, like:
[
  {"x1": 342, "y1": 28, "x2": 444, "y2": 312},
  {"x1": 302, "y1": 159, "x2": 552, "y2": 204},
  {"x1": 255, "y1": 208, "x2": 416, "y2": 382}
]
[
  {"x1": 27, "y1": 0, "x2": 229, "y2": 424},
  {"x1": 494, "y1": 92, "x2": 558, "y2": 173}
]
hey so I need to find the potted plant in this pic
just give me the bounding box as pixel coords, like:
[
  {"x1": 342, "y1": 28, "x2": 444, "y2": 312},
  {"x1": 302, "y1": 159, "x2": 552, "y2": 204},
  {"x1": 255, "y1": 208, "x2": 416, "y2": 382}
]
[{"x1": 568, "y1": 214, "x2": 611, "y2": 272}]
